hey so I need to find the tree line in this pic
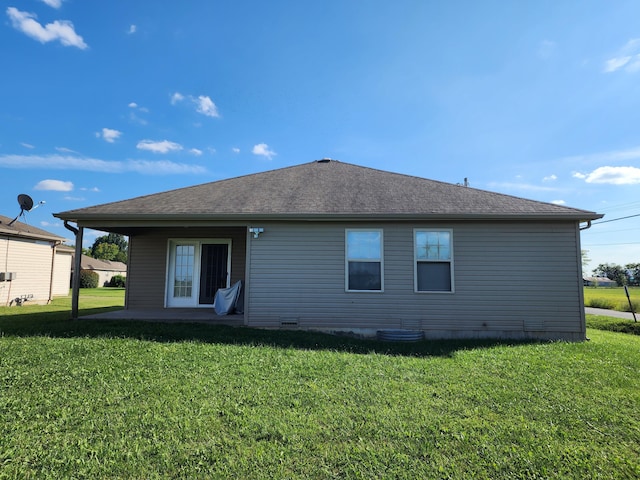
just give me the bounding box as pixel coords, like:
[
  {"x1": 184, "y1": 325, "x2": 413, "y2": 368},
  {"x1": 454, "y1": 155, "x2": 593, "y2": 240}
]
[
  {"x1": 83, "y1": 233, "x2": 128, "y2": 264},
  {"x1": 591, "y1": 263, "x2": 640, "y2": 286}
]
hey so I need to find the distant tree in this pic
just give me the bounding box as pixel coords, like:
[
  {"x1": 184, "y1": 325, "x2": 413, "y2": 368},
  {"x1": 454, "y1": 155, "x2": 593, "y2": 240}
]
[
  {"x1": 65, "y1": 245, "x2": 92, "y2": 257},
  {"x1": 91, "y1": 233, "x2": 128, "y2": 264},
  {"x1": 581, "y1": 250, "x2": 590, "y2": 275},
  {"x1": 94, "y1": 243, "x2": 120, "y2": 261},
  {"x1": 625, "y1": 263, "x2": 640, "y2": 286},
  {"x1": 592, "y1": 263, "x2": 627, "y2": 286}
]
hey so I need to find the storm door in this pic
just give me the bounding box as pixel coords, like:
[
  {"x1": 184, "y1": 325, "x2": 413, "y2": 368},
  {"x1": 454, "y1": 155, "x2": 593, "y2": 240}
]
[
  {"x1": 166, "y1": 239, "x2": 231, "y2": 307},
  {"x1": 198, "y1": 244, "x2": 229, "y2": 304}
]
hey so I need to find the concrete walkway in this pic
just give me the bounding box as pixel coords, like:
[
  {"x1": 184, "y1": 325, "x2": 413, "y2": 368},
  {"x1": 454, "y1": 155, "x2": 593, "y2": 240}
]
[{"x1": 585, "y1": 307, "x2": 637, "y2": 321}]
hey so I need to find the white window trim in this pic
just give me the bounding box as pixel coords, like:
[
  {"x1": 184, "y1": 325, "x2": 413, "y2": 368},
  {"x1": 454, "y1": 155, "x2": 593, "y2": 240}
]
[
  {"x1": 345, "y1": 228, "x2": 384, "y2": 293},
  {"x1": 165, "y1": 238, "x2": 232, "y2": 307},
  {"x1": 413, "y1": 228, "x2": 455, "y2": 294}
]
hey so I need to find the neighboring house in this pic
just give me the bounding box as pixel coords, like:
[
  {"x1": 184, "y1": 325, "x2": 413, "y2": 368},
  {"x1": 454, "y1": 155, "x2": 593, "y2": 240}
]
[
  {"x1": 75, "y1": 254, "x2": 127, "y2": 287},
  {"x1": 55, "y1": 160, "x2": 602, "y2": 340},
  {"x1": 583, "y1": 276, "x2": 617, "y2": 287},
  {"x1": 0, "y1": 215, "x2": 72, "y2": 306}
]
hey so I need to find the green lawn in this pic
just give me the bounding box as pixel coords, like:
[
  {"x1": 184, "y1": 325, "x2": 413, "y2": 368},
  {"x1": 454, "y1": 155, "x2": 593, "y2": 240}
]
[
  {"x1": 584, "y1": 286, "x2": 640, "y2": 312},
  {"x1": 1, "y1": 292, "x2": 639, "y2": 478}
]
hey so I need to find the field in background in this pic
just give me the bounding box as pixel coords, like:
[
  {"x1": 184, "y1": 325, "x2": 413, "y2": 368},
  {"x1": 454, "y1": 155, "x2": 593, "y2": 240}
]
[{"x1": 584, "y1": 286, "x2": 639, "y2": 312}]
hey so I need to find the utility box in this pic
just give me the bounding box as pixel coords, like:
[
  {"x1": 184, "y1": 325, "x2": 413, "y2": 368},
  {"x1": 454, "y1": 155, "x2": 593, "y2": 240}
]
[{"x1": 0, "y1": 272, "x2": 17, "y2": 281}]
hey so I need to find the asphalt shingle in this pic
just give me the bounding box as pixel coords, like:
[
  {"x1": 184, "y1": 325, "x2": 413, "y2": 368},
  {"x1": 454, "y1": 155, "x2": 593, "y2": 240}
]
[{"x1": 55, "y1": 160, "x2": 601, "y2": 221}]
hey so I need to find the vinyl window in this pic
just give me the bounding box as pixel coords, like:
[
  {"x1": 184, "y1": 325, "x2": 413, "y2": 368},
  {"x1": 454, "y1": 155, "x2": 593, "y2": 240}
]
[
  {"x1": 346, "y1": 229, "x2": 383, "y2": 292},
  {"x1": 414, "y1": 229, "x2": 453, "y2": 292}
]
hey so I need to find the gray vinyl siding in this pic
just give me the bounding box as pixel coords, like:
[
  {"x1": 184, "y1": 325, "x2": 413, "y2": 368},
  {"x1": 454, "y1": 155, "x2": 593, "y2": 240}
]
[
  {"x1": 126, "y1": 227, "x2": 246, "y2": 309},
  {"x1": 246, "y1": 221, "x2": 585, "y2": 340}
]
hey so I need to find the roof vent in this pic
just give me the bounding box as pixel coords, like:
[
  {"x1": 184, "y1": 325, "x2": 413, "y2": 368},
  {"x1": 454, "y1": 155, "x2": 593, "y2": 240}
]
[{"x1": 317, "y1": 158, "x2": 332, "y2": 163}]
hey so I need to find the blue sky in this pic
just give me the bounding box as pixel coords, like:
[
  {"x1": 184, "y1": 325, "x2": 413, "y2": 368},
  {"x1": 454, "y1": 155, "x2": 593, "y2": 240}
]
[{"x1": 1, "y1": 0, "x2": 639, "y2": 272}]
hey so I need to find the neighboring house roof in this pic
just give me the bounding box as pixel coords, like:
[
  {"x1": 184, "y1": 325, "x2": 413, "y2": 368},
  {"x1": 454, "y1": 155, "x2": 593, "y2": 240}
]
[
  {"x1": 0, "y1": 214, "x2": 66, "y2": 242},
  {"x1": 75, "y1": 254, "x2": 127, "y2": 272},
  {"x1": 55, "y1": 160, "x2": 602, "y2": 222},
  {"x1": 583, "y1": 276, "x2": 617, "y2": 283}
]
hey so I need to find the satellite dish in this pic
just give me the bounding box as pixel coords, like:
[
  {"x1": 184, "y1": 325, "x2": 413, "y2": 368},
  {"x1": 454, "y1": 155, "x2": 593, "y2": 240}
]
[
  {"x1": 8, "y1": 194, "x2": 35, "y2": 226},
  {"x1": 18, "y1": 194, "x2": 34, "y2": 212}
]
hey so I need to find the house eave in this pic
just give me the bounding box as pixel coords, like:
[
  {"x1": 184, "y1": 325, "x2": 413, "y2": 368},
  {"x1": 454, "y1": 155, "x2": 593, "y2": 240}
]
[
  {"x1": 54, "y1": 211, "x2": 604, "y2": 229},
  {"x1": 0, "y1": 226, "x2": 65, "y2": 243}
]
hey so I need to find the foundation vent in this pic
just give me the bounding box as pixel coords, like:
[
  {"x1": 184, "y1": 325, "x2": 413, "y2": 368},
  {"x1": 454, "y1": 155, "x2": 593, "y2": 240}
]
[{"x1": 279, "y1": 317, "x2": 300, "y2": 328}]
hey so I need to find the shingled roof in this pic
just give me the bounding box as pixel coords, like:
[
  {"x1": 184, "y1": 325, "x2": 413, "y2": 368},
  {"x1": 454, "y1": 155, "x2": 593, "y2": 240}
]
[
  {"x1": 0, "y1": 214, "x2": 66, "y2": 242},
  {"x1": 55, "y1": 160, "x2": 601, "y2": 222}
]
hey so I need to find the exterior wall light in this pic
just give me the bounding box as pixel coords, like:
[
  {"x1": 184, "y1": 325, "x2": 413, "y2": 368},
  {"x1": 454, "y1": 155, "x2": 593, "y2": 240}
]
[{"x1": 249, "y1": 227, "x2": 264, "y2": 239}]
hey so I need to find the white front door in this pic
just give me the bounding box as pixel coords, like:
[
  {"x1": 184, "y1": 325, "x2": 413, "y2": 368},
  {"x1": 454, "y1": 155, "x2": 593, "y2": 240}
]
[{"x1": 166, "y1": 239, "x2": 231, "y2": 307}]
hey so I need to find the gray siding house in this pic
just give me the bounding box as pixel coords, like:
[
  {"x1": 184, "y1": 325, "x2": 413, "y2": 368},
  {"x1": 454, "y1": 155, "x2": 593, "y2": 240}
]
[{"x1": 55, "y1": 160, "x2": 602, "y2": 340}]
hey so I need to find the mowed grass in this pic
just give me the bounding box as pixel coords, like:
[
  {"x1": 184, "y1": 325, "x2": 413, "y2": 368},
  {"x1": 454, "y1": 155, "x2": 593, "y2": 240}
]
[
  {"x1": 1, "y1": 292, "x2": 639, "y2": 478},
  {"x1": 584, "y1": 286, "x2": 640, "y2": 312}
]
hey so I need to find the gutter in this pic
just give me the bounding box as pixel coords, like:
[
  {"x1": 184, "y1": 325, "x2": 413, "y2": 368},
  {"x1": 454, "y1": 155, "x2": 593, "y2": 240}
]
[
  {"x1": 54, "y1": 212, "x2": 605, "y2": 226},
  {"x1": 580, "y1": 220, "x2": 593, "y2": 231}
]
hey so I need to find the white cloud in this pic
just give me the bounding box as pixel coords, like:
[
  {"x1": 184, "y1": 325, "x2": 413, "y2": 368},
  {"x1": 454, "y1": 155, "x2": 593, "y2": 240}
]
[
  {"x1": 34, "y1": 179, "x2": 74, "y2": 191},
  {"x1": 21, "y1": 142, "x2": 35, "y2": 149},
  {"x1": 171, "y1": 92, "x2": 185, "y2": 105},
  {"x1": 604, "y1": 38, "x2": 640, "y2": 73},
  {"x1": 543, "y1": 174, "x2": 557, "y2": 182},
  {"x1": 55, "y1": 146, "x2": 78, "y2": 154},
  {"x1": 232, "y1": 147, "x2": 240, "y2": 154},
  {"x1": 136, "y1": 139, "x2": 183, "y2": 154},
  {"x1": 6, "y1": 7, "x2": 88, "y2": 49},
  {"x1": 39, "y1": 0, "x2": 63, "y2": 8},
  {"x1": 195, "y1": 95, "x2": 219, "y2": 117},
  {"x1": 573, "y1": 166, "x2": 640, "y2": 185},
  {"x1": 128, "y1": 101, "x2": 150, "y2": 121},
  {"x1": 252, "y1": 143, "x2": 276, "y2": 160},
  {"x1": 171, "y1": 92, "x2": 220, "y2": 117},
  {"x1": 0, "y1": 154, "x2": 206, "y2": 175},
  {"x1": 80, "y1": 186, "x2": 100, "y2": 192},
  {"x1": 97, "y1": 127, "x2": 122, "y2": 143},
  {"x1": 551, "y1": 200, "x2": 566, "y2": 205},
  {"x1": 128, "y1": 24, "x2": 137, "y2": 34},
  {"x1": 189, "y1": 148, "x2": 203, "y2": 156},
  {"x1": 126, "y1": 160, "x2": 207, "y2": 175},
  {"x1": 604, "y1": 56, "x2": 632, "y2": 73}
]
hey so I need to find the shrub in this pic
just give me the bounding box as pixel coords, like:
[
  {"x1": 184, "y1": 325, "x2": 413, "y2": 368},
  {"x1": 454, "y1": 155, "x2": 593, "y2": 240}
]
[
  {"x1": 586, "y1": 315, "x2": 640, "y2": 335},
  {"x1": 108, "y1": 275, "x2": 126, "y2": 288},
  {"x1": 585, "y1": 297, "x2": 616, "y2": 310},
  {"x1": 621, "y1": 300, "x2": 640, "y2": 313},
  {"x1": 79, "y1": 270, "x2": 99, "y2": 289}
]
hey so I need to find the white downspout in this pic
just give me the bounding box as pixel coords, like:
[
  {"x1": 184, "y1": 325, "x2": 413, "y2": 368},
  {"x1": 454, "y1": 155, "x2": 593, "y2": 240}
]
[{"x1": 48, "y1": 240, "x2": 62, "y2": 304}]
